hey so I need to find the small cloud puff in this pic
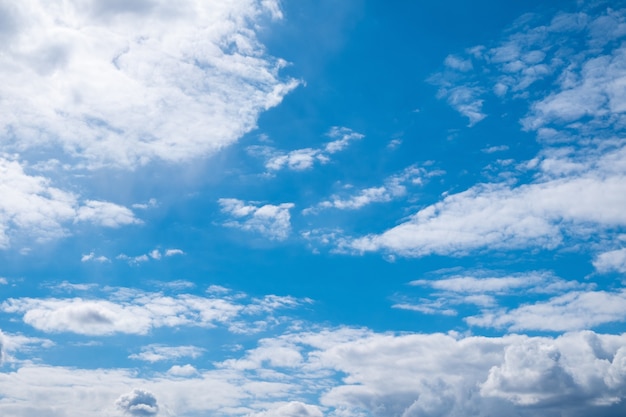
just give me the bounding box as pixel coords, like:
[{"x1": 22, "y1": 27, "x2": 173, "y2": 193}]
[
  {"x1": 116, "y1": 389, "x2": 159, "y2": 416},
  {"x1": 219, "y1": 199, "x2": 295, "y2": 240}
]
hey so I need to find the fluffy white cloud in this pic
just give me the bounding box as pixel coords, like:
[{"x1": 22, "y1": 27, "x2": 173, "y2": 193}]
[
  {"x1": 0, "y1": 0, "x2": 298, "y2": 169},
  {"x1": 594, "y1": 248, "x2": 626, "y2": 274},
  {"x1": 219, "y1": 198, "x2": 295, "y2": 240},
  {"x1": 1, "y1": 288, "x2": 308, "y2": 336},
  {"x1": 0, "y1": 156, "x2": 139, "y2": 248}
]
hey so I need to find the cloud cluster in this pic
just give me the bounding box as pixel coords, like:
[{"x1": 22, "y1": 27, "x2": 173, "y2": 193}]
[
  {"x1": 0, "y1": 328, "x2": 625, "y2": 416},
  {"x1": 248, "y1": 127, "x2": 364, "y2": 172},
  {"x1": 129, "y1": 345, "x2": 204, "y2": 363},
  {"x1": 0, "y1": 155, "x2": 140, "y2": 249},
  {"x1": 219, "y1": 198, "x2": 295, "y2": 240},
  {"x1": 0, "y1": 0, "x2": 297, "y2": 169}
]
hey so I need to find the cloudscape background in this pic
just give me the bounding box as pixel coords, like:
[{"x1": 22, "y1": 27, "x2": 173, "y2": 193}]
[{"x1": 1, "y1": 0, "x2": 626, "y2": 416}]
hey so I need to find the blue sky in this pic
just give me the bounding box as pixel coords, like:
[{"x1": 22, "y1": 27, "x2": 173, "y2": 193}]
[{"x1": 1, "y1": 0, "x2": 626, "y2": 416}]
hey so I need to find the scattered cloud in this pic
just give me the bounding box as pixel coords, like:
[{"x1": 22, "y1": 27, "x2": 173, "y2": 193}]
[
  {"x1": 81, "y1": 252, "x2": 110, "y2": 263},
  {"x1": 305, "y1": 165, "x2": 433, "y2": 214},
  {"x1": 248, "y1": 127, "x2": 363, "y2": 172},
  {"x1": 164, "y1": 249, "x2": 184, "y2": 257},
  {"x1": 219, "y1": 199, "x2": 295, "y2": 240}
]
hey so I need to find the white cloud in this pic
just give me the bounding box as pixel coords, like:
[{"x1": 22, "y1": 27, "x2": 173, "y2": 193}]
[
  {"x1": 594, "y1": 248, "x2": 626, "y2": 273},
  {"x1": 0, "y1": 277, "x2": 7, "y2": 285},
  {"x1": 444, "y1": 54, "x2": 473, "y2": 72},
  {"x1": 164, "y1": 249, "x2": 184, "y2": 257},
  {"x1": 116, "y1": 389, "x2": 159, "y2": 416},
  {"x1": 249, "y1": 127, "x2": 363, "y2": 172},
  {"x1": 0, "y1": 0, "x2": 298, "y2": 169},
  {"x1": 347, "y1": 152, "x2": 626, "y2": 256},
  {"x1": 0, "y1": 155, "x2": 139, "y2": 248},
  {"x1": 248, "y1": 402, "x2": 323, "y2": 417},
  {"x1": 437, "y1": 85, "x2": 486, "y2": 126},
  {"x1": 306, "y1": 165, "x2": 429, "y2": 213},
  {"x1": 167, "y1": 364, "x2": 198, "y2": 377},
  {"x1": 0, "y1": 328, "x2": 626, "y2": 416},
  {"x1": 81, "y1": 252, "x2": 110, "y2": 263},
  {"x1": 219, "y1": 198, "x2": 295, "y2": 240},
  {"x1": 1, "y1": 287, "x2": 307, "y2": 336},
  {"x1": 467, "y1": 290, "x2": 626, "y2": 332},
  {"x1": 129, "y1": 345, "x2": 204, "y2": 363}
]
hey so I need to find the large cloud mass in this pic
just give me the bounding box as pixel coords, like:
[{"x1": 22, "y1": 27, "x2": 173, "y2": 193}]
[{"x1": 0, "y1": 0, "x2": 297, "y2": 169}]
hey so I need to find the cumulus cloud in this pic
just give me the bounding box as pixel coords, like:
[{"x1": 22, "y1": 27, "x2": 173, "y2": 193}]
[
  {"x1": 248, "y1": 127, "x2": 363, "y2": 172},
  {"x1": 0, "y1": 156, "x2": 139, "y2": 248},
  {"x1": 0, "y1": 328, "x2": 625, "y2": 416},
  {"x1": 219, "y1": 198, "x2": 295, "y2": 240},
  {"x1": 594, "y1": 248, "x2": 626, "y2": 274},
  {"x1": 0, "y1": 0, "x2": 298, "y2": 169},
  {"x1": 116, "y1": 389, "x2": 159, "y2": 416},
  {"x1": 81, "y1": 252, "x2": 110, "y2": 263}
]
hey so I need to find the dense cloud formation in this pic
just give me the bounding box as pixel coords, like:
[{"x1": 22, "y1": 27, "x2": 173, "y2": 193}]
[
  {"x1": 116, "y1": 389, "x2": 159, "y2": 416},
  {"x1": 0, "y1": 0, "x2": 297, "y2": 169}
]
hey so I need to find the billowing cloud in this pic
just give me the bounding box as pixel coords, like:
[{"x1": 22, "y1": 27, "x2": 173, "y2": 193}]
[
  {"x1": 0, "y1": 329, "x2": 625, "y2": 416},
  {"x1": 116, "y1": 389, "x2": 159, "y2": 416},
  {"x1": 0, "y1": 0, "x2": 298, "y2": 169},
  {"x1": 219, "y1": 198, "x2": 295, "y2": 240}
]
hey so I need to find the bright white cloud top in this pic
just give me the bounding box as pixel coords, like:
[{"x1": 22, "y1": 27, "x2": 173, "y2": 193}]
[{"x1": 1, "y1": 1, "x2": 626, "y2": 417}]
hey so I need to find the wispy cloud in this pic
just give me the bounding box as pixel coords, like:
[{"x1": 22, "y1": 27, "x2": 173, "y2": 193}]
[{"x1": 248, "y1": 127, "x2": 364, "y2": 172}]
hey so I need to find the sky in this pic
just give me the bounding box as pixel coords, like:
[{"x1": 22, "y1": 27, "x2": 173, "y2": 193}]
[{"x1": 1, "y1": 0, "x2": 626, "y2": 416}]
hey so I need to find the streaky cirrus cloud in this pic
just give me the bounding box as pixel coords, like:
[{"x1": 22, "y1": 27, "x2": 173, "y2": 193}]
[{"x1": 0, "y1": 0, "x2": 298, "y2": 169}]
